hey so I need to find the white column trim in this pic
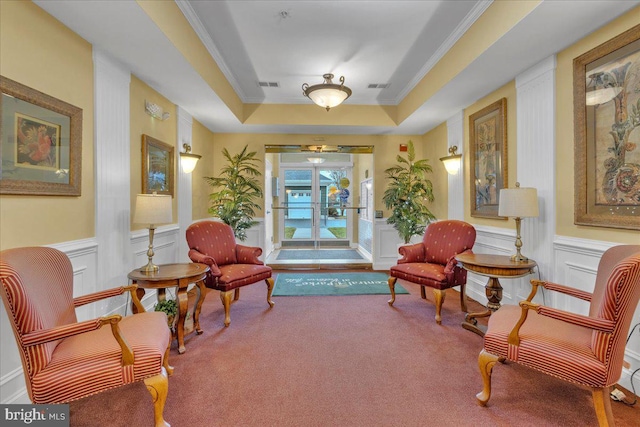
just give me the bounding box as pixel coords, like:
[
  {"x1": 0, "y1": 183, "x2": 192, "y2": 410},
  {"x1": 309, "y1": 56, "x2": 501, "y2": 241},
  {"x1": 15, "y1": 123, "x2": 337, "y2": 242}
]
[
  {"x1": 177, "y1": 107, "x2": 193, "y2": 263},
  {"x1": 446, "y1": 110, "x2": 464, "y2": 220}
]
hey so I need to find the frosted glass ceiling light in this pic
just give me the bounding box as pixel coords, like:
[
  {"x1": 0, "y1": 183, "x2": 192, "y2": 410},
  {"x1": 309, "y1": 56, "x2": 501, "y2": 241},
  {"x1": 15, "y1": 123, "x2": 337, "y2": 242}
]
[{"x1": 302, "y1": 73, "x2": 352, "y2": 111}]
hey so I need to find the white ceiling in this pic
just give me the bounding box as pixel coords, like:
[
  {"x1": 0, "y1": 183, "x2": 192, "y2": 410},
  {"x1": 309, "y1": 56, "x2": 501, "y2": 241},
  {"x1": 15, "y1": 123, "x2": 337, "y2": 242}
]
[{"x1": 35, "y1": 0, "x2": 639, "y2": 135}]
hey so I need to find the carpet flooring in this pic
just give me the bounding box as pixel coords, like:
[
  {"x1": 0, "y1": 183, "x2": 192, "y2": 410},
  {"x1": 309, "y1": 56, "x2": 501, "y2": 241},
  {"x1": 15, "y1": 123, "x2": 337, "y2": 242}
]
[
  {"x1": 68, "y1": 273, "x2": 639, "y2": 426},
  {"x1": 276, "y1": 249, "x2": 364, "y2": 260},
  {"x1": 273, "y1": 272, "x2": 409, "y2": 296}
]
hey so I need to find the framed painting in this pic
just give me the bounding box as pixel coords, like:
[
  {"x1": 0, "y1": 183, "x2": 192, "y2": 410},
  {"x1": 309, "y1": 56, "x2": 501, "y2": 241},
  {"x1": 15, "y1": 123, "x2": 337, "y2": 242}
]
[
  {"x1": 142, "y1": 134, "x2": 174, "y2": 196},
  {"x1": 574, "y1": 24, "x2": 640, "y2": 230},
  {"x1": 469, "y1": 98, "x2": 507, "y2": 219},
  {"x1": 0, "y1": 75, "x2": 82, "y2": 195}
]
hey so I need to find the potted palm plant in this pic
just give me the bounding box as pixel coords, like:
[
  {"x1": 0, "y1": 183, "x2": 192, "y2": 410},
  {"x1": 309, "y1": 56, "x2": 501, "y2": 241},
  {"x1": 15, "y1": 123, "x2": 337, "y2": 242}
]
[
  {"x1": 382, "y1": 140, "x2": 436, "y2": 244},
  {"x1": 204, "y1": 145, "x2": 263, "y2": 241}
]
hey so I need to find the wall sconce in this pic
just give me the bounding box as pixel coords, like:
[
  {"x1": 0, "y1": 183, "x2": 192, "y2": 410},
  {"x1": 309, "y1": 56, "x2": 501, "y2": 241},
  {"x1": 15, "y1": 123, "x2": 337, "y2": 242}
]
[
  {"x1": 145, "y1": 100, "x2": 170, "y2": 121},
  {"x1": 179, "y1": 143, "x2": 201, "y2": 173},
  {"x1": 439, "y1": 145, "x2": 462, "y2": 175},
  {"x1": 133, "y1": 192, "x2": 173, "y2": 273},
  {"x1": 498, "y1": 182, "x2": 539, "y2": 262}
]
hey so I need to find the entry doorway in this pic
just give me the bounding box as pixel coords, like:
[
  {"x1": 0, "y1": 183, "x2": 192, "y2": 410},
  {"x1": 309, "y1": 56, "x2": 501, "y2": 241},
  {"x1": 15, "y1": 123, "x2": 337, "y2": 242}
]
[{"x1": 279, "y1": 166, "x2": 352, "y2": 247}]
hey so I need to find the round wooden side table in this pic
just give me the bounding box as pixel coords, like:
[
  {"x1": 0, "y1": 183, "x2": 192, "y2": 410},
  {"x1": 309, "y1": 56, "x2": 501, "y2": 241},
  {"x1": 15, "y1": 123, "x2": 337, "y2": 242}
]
[
  {"x1": 128, "y1": 263, "x2": 209, "y2": 354},
  {"x1": 455, "y1": 253, "x2": 536, "y2": 336}
]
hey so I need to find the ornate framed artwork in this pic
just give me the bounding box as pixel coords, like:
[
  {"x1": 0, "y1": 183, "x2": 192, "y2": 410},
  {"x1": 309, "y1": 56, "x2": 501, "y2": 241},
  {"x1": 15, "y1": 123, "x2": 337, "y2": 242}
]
[
  {"x1": 469, "y1": 97, "x2": 508, "y2": 219},
  {"x1": 0, "y1": 76, "x2": 82, "y2": 195},
  {"x1": 574, "y1": 24, "x2": 640, "y2": 230},
  {"x1": 142, "y1": 134, "x2": 174, "y2": 196}
]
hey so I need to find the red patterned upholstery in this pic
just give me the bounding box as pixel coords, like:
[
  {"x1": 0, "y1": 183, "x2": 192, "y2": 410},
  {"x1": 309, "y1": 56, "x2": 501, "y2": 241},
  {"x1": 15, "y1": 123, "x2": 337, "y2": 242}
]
[
  {"x1": 477, "y1": 245, "x2": 640, "y2": 426},
  {"x1": 388, "y1": 220, "x2": 476, "y2": 324},
  {"x1": 0, "y1": 247, "x2": 172, "y2": 426},
  {"x1": 186, "y1": 220, "x2": 274, "y2": 327}
]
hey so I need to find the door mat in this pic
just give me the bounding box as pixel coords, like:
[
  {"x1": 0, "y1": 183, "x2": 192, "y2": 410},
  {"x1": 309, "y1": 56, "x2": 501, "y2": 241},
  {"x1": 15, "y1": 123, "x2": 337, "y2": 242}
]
[
  {"x1": 273, "y1": 272, "x2": 409, "y2": 296},
  {"x1": 276, "y1": 249, "x2": 364, "y2": 260}
]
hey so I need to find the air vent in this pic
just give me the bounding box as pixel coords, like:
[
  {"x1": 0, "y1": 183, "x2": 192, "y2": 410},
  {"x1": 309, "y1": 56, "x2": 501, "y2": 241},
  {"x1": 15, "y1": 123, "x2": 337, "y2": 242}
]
[
  {"x1": 258, "y1": 81, "x2": 280, "y2": 88},
  {"x1": 367, "y1": 83, "x2": 390, "y2": 89}
]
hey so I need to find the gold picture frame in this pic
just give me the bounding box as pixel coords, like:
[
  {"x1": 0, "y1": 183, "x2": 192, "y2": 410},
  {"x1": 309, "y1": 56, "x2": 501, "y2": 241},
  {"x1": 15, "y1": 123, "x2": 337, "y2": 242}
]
[
  {"x1": 469, "y1": 98, "x2": 508, "y2": 219},
  {"x1": 0, "y1": 75, "x2": 82, "y2": 196},
  {"x1": 574, "y1": 24, "x2": 640, "y2": 230},
  {"x1": 142, "y1": 134, "x2": 174, "y2": 196}
]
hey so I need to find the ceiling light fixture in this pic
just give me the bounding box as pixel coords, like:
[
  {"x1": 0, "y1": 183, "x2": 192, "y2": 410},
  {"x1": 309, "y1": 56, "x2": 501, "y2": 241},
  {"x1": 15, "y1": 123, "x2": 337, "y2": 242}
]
[
  {"x1": 307, "y1": 157, "x2": 326, "y2": 164},
  {"x1": 302, "y1": 73, "x2": 352, "y2": 111}
]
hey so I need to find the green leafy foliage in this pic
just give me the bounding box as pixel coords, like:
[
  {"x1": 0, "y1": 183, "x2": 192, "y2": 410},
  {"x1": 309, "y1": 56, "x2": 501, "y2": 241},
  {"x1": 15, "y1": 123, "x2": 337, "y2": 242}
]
[
  {"x1": 205, "y1": 145, "x2": 263, "y2": 241},
  {"x1": 154, "y1": 299, "x2": 178, "y2": 318},
  {"x1": 382, "y1": 140, "x2": 436, "y2": 243}
]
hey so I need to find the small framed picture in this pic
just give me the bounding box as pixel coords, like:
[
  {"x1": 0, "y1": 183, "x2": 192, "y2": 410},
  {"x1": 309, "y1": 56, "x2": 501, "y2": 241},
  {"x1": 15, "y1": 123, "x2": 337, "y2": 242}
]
[{"x1": 142, "y1": 134, "x2": 174, "y2": 196}]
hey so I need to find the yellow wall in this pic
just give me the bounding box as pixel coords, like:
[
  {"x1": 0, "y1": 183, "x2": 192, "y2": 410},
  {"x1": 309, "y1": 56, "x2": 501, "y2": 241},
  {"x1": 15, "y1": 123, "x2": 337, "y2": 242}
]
[
  {"x1": 555, "y1": 8, "x2": 640, "y2": 243},
  {"x1": 0, "y1": 1, "x2": 94, "y2": 250},
  {"x1": 129, "y1": 75, "x2": 177, "y2": 230},
  {"x1": 422, "y1": 122, "x2": 449, "y2": 221},
  {"x1": 191, "y1": 118, "x2": 215, "y2": 220},
  {"x1": 463, "y1": 81, "x2": 517, "y2": 229}
]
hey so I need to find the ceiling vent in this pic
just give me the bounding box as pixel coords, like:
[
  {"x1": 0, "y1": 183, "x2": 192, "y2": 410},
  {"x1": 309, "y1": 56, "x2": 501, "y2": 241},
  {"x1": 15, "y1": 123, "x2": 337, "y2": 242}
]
[
  {"x1": 258, "y1": 81, "x2": 280, "y2": 88},
  {"x1": 367, "y1": 83, "x2": 390, "y2": 89}
]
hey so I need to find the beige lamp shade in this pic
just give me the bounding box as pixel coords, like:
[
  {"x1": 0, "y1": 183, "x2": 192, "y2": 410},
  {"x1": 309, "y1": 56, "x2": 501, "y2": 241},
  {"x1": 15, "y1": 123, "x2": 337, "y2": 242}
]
[
  {"x1": 498, "y1": 185, "x2": 539, "y2": 218},
  {"x1": 134, "y1": 193, "x2": 172, "y2": 225}
]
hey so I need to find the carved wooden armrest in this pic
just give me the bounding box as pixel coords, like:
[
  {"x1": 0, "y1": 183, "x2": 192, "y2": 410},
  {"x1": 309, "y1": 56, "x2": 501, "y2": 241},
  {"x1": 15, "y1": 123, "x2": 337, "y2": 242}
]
[
  {"x1": 22, "y1": 315, "x2": 135, "y2": 366},
  {"x1": 74, "y1": 285, "x2": 144, "y2": 313},
  {"x1": 528, "y1": 279, "x2": 592, "y2": 302},
  {"x1": 507, "y1": 301, "x2": 615, "y2": 346}
]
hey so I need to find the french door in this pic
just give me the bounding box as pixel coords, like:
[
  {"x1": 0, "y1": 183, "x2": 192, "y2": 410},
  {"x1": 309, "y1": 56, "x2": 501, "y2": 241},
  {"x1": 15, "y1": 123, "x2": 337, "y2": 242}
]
[{"x1": 279, "y1": 166, "x2": 351, "y2": 247}]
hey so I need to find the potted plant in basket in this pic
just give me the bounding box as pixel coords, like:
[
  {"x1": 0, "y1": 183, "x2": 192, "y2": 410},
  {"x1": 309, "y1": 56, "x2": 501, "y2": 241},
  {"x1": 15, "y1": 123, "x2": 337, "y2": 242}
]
[
  {"x1": 382, "y1": 140, "x2": 436, "y2": 244},
  {"x1": 204, "y1": 145, "x2": 263, "y2": 241},
  {"x1": 154, "y1": 299, "x2": 178, "y2": 329}
]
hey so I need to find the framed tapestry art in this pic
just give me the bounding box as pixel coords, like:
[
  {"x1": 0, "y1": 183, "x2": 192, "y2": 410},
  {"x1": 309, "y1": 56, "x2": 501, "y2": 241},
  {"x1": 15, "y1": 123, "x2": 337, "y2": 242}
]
[
  {"x1": 574, "y1": 24, "x2": 640, "y2": 230},
  {"x1": 469, "y1": 98, "x2": 507, "y2": 219},
  {"x1": 142, "y1": 134, "x2": 174, "y2": 196},
  {"x1": 0, "y1": 76, "x2": 82, "y2": 195}
]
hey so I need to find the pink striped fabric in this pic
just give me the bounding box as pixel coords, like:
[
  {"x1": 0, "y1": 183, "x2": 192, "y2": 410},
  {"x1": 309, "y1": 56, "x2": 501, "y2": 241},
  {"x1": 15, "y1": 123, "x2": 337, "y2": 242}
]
[
  {"x1": 0, "y1": 247, "x2": 170, "y2": 404},
  {"x1": 483, "y1": 246, "x2": 640, "y2": 389}
]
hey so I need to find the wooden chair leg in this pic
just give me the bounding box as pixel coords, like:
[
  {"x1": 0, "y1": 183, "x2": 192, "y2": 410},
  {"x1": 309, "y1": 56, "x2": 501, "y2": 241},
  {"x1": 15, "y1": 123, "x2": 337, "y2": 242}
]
[
  {"x1": 233, "y1": 288, "x2": 240, "y2": 302},
  {"x1": 592, "y1": 387, "x2": 615, "y2": 427},
  {"x1": 476, "y1": 349, "x2": 501, "y2": 406},
  {"x1": 432, "y1": 288, "x2": 446, "y2": 324},
  {"x1": 420, "y1": 286, "x2": 427, "y2": 300},
  {"x1": 144, "y1": 367, "x2": 170, "y2": 427},
  {"x1": 266, "y1": 277, "x2": 275, "y2": 307},
  {"x1": 388, "y1": 277, "x2": 397, "y2": 306},
  {"x1": 459, "y1": 282, "x2": 468, "y2": 312},
  {"x1": 163, "y1": 343, "x2": 174, "y2": 376},
  {"x1": 220, "y1": 290, "x2": 233, "y2": 327}
]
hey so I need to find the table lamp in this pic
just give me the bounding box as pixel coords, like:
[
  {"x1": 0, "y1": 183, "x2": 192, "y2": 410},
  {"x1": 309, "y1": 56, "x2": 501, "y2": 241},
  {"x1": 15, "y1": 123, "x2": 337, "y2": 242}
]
[
  {"x1": 134, "y1": 193, "x2": 172, "y2": 273},
  {"x1": 498, "y1": 182, "x2": 539, "y2": 262}
]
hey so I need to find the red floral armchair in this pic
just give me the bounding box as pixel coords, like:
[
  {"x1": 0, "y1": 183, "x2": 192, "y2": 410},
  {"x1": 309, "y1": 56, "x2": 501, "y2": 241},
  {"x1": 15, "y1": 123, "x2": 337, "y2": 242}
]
[
  {"x1": 0, "y1": 247, "x2": 172, "y2": 427},
  {"x1": 186, "y1": 220, "x2": 274, "y2": 327},
  {"x1": 388, "y1": 220, "x2": 476, "y2": 324}
]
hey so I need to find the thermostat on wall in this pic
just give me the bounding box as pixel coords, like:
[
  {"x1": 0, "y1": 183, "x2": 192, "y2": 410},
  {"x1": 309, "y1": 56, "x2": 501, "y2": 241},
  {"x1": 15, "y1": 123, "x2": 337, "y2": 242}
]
[{"x1": 375, "y1": 210, "x2": 383, "y2": 218}]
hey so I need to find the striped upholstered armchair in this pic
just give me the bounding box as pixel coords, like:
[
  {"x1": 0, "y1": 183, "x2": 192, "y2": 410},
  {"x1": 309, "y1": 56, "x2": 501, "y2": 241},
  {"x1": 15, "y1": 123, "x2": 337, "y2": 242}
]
[
  {"x1": 388, "y1": 220, "x2": 476, "y2": 324},
  {"x1": 477, "y1": 245, "x2": 640, "y2": 427},
  {"x1": 0, "y1": 247, "x2": 173, "y2": 427},
  {"x1": 186, "y1": 220, "x2": 274, "y2": 327}
]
